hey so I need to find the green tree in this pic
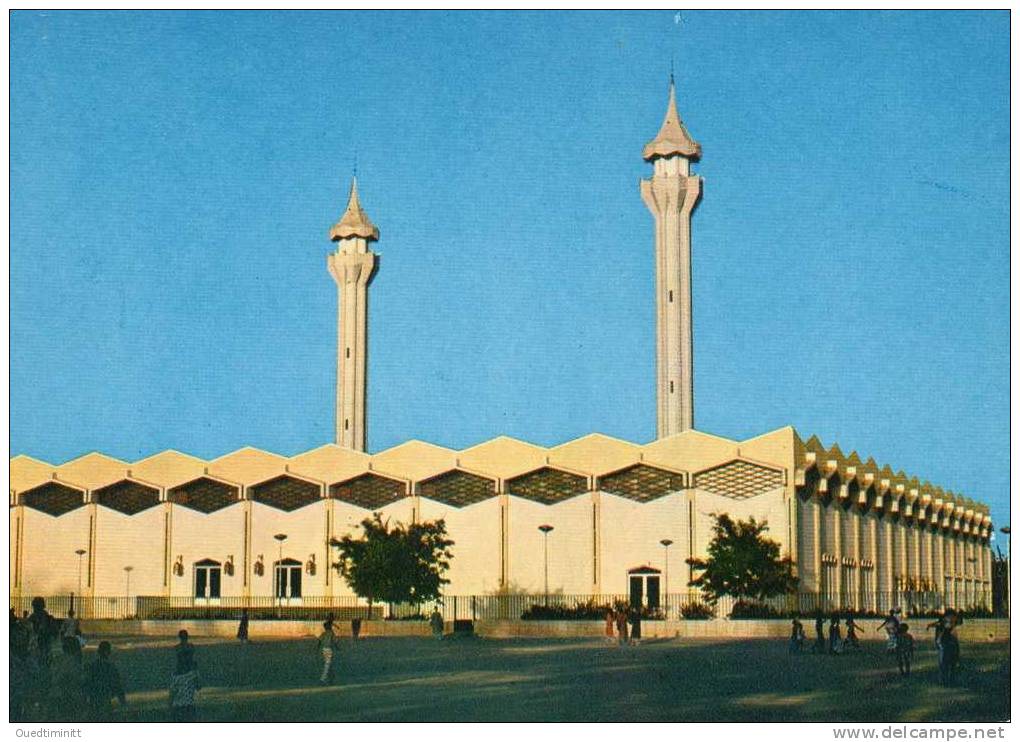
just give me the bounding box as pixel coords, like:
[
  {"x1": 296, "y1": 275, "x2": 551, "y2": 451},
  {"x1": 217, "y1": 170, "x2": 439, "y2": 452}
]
[
  {"x1": 686, "y1": 513, "x2": 798, "y2": 603},
  {"x1": 330, "y1": 514, "x2": 454, "y2": 616}
]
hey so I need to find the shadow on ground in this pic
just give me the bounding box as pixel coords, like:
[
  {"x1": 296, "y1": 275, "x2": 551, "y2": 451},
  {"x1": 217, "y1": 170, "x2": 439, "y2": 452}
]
[{"x1": 22, "y1": 636, "x2": 1012, "y2": 723}]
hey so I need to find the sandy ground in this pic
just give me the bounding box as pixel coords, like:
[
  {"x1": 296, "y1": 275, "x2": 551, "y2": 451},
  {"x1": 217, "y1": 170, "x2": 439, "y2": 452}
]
[{"x1": 16, "y1": 635, "x2": 1010, "y2": 722}]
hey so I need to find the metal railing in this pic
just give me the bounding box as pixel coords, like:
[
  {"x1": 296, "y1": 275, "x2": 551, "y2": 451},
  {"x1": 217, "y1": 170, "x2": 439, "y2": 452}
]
[{"x1": 10, "y1": 590, "x2": 999, "y2": 623}]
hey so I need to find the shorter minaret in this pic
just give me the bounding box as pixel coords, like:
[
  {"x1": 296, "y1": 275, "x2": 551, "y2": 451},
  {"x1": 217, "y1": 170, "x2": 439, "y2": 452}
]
[
  {"x1": 641, "y1": 77, "x2": 702, "y2": 438},
  {"x1": 327, "y1": 178, "x2": 379, "y2": 451}
]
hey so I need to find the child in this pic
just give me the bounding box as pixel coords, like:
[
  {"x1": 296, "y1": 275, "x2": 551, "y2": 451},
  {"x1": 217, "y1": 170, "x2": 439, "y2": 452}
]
[
  {"x1": 896, "y1": 623, "x2": 915, "y2": 676},
  {"x1": 789, "y1": 616, "x2": 805, "y2": 653},
  {"x1": 827, "y1": 615, "x2": 842, "y2": 655},
  {"x1": 317, "y1": 620, "x2": 339, "y2": 685},
  {"x1": 84, "y1": 641, "x2": 126, "y2": 721},
  {"x1": 812, "y1": 611, "x2": 826, "y2": 654},
  {"x1": 169, "y1": 630, "x2": 199, "y2": 722},
  {"x1": 926, "y1": 611, "x2": 947, "y2": 651},
  {"x1": 938, "y1": 616, "x2": 960, "y2": 687},
  {"x1": 877, "y1": 609, "x2": 900, "y2": 654},
  {"x1": 844, "y1": 614, "x2": 861, "y2": 651}
]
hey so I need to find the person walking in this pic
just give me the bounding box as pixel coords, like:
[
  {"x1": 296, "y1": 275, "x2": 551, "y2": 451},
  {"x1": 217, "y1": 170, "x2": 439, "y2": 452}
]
[
  {"x1": 895, "y1": 623, "x2": 915, "y2": 677},
  {"x1": 812, "y1": 610, "x2": 826, "y2": 654},
  {"x1": 615, "y1": 607, "x2": 629, "y2": 646},
  {"x1": 877, "y1": 609, "x2": 900, "y2": 654},
  {"x1": 927, "y1": 610, "x2": 948, "y2": 651},
  {"x1": 169, "y1": 630, "x2": 200, "y2": 722},
  {"x1": 29, "y1": 597, "x2": 58, "y2": 667},
  {"x1": 827, "y1": 614, "x2": 842, "y2": 655},
  {"x1": 84, "y1": 641, "x2": 126, "y2": 721},
  {"x1": 938, "y1": 615, "x2": 960, "y2": 687},
  {"x1": 604, "y1": 609, "x2": 616, "y2": 644},
  {"x1": 429, "y1": 608, "x2": 444, "y2": 640},
  {"x1": 845, "y1": 613, "x2": 861, "y2": 651},
  {"x1": 317, "y1": 620, "x2": 339, "y2": 685},
  {"x1": 628, "y1": 607, "x2": 642, "y2": 646},
  {"x1": 237, "y1": 609, "x2": 249, "y2": 644},
  {"x1": 60, "y1": 610, "x2": 81, "y2": 644}
]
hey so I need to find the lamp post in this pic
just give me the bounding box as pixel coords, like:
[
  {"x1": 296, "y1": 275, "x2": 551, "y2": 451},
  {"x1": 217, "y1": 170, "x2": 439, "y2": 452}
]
[
  {"x1": 538, "y1": 525, "x2": 554, "y2": 606},
  {"x1": 74, "y1": 549, "x2": 87, "y2": 612},
  {"x1": 1000, "y1": 526, "x2": 1010, "y2": 615},
  {"x1": 123, "y1": 566, "x2": 133, "y2": 617},
  {"x1": 660, "y1": 539, "x2": 673, "y2": 617},
  {"x1": 273, "y1": 533, "x2": 288, "y2": 614}
]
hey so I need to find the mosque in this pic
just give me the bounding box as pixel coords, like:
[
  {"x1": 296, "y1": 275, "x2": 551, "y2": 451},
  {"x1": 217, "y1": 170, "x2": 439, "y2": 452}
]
[{"x1": 9, "y1": 81, "x2": 994, "y2": 615}]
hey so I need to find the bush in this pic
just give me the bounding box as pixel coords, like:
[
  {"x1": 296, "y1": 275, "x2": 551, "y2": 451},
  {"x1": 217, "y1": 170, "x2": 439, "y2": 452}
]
[
  {"x1": 521, "y1": 599, "x2": 612, "y2": 621},
  {"x1": 519, "y1": 600, "x2": 665, "y2": 621},
  {"x1": 680, "y1": 601, "x2": 715, "y2": 620},
  {"x1": 728, "y1": 600, "x2": 783, "y2": 619}
]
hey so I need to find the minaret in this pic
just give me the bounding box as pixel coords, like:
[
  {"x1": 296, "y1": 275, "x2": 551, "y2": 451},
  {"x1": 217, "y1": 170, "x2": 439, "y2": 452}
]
[
  {"x1": 640, "y1": 76, "x2": 702, "y2": 438},
  {"x1": 327, "y1": 177, "x2": 379, "y2": 451}
]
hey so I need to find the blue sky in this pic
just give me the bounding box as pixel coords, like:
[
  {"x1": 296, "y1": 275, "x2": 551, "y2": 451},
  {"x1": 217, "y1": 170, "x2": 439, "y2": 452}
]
[{"x1": 10, "y1": 11, "x2": 1009, "y2": 532}]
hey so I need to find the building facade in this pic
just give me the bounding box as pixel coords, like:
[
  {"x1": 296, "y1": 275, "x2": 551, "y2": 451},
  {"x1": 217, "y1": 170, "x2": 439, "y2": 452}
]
[{"x1": 9, "y1": 428, "x2": 994, "y2": 610}]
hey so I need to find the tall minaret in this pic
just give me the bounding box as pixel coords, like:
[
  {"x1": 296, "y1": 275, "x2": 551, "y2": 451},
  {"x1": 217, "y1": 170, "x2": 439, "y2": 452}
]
[
  {"x1": 327, "y1": 178, "x2": 379, "y2": 451},
  {"x1": 640, "y1": 77, "x2": 702, "y2": 438}
]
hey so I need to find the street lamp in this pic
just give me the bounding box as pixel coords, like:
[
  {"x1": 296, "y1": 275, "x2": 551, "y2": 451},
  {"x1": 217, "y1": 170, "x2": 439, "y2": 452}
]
[
  {"x1": 123, "y1": 566, "x2": 133, "y2": 617},
  {"x1": 273, "y1": 533, "x2": 288, "y2": 613},
  {"x1": 74, "y1": 549, "x2": 87, "y2": 610},
  {"x1": 660, "y1": 539, "x2": 673, "y2": 617},
  {"x1": 538, "y1": 525, "x2": 554, "y2": 606}
]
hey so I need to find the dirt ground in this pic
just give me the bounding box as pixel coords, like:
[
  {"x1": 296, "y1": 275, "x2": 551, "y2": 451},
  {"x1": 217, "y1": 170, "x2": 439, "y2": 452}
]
[{"x1": 14, "y1": 634, "x2": 1010, "y2": 723}]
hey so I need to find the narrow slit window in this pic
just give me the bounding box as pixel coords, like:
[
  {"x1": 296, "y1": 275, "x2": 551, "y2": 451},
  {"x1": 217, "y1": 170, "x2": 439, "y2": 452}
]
[
  {"x1": 670, "y1": 381, "x2": 674, "y2": 393},
  {"x1": 668, "y1": 290, "x2": 674, "y2": 303},
  {"x1": 345, "y1": 347, "x2": 350, "y2": 358},
  {"x1": 344, "y1": 419, "x2": 349, "y2": 430}
]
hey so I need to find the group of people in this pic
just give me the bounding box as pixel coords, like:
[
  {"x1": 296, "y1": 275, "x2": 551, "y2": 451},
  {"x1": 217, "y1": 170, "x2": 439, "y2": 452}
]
[
  {"x1": 603, "y1": 606, "x2": 644, "y2": 645},
  {"x1": 788, "y1": 606, "x2": 963, "y2": 685},
  {"x1": 10, "y1": 599, "x2": 125, "y2": 721}
]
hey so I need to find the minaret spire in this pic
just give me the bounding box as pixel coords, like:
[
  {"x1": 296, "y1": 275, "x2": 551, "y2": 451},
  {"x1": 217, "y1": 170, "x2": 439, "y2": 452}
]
[
  {"x1": 640, "y1": 77, "x2": 703, "y2": 437},
  {"x1": 327, "y1": 177, "x2": 379, "y2": 451}
]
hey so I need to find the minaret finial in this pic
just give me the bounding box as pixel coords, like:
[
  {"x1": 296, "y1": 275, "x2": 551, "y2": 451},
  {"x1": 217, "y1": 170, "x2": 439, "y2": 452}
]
[
  {"x1": 642, "y1": 73, "x2": 700, "y2": 162},
  {"x1": 330, "y1": 176, "x2": 379, "y2": 242}
]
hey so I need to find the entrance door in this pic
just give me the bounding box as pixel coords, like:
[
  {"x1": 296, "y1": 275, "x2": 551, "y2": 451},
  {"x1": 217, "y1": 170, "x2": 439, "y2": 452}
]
[
  {"x1": 194, "y1": 559, "x2": 222, "y2": 604},
  {"x1": 627, "y1": 566, "x2": 662, "y2": 609},
  {"x1": 629, "y1": 576, "x2": 644, "y2": 608},
  {"x1": 275, "y1": 559, "x2": 303, "y2": 603},
  {"x1": 646, "y1": 575, "x2": 661, "y2": 609}
]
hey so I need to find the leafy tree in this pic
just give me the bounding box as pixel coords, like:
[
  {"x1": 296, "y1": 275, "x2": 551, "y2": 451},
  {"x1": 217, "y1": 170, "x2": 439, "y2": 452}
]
[
  {"x1": 330, "y1": 514, "x2": 454, "y2": 616},
  {"x1": 686, "y1": 513, "x2": 798, "y2": 603}
]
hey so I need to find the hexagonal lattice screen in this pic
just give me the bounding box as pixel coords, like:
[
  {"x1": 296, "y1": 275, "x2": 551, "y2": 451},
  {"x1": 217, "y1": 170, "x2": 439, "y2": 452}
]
[
  {"x1": 506, "y1": 467, "x2": 588, "y2": 505},
  {"x1": 250, "y1": 475, "x2": 321, "y2": 512},
  {"x1": 168, "y1": 477, "x2": 240, "y2": 514},
  {"x1": 20, "y1": 482, "x2": 85, "y2": 516},
  {"x1": 331, "y1": 473, "x2": 406, "y2": 510},
  {"x1": 93, "y1": 480, "x2": 160, "y2": 515},
  {"x1": 599, "y1": 464, "x2": 684, "y2": 503},
  {"x1": 419, "y1": 470, "x2": 495, "y2": 508},
  {"x1": 694, "y1": 460, "x2": 782, "y2": 500}
]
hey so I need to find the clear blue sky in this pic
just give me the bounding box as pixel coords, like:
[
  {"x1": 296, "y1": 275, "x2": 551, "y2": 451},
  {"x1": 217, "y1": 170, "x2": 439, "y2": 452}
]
[{"x1": 10, "y1": 11, "x2": 1009, "y2": 532}]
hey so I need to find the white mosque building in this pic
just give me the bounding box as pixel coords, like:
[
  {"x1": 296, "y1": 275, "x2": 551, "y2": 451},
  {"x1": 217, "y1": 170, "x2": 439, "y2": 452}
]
[{"x1": 9, "y1": 81, "x2": 994, "y2": 617}]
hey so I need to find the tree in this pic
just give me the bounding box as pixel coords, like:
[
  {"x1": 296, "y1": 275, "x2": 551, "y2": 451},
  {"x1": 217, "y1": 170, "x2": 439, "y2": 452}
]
[
  {"x1": 331, "y1": 514, "x2": 454, "y2": 616},
  {"x1": 686, "y1": 513, "x2": 798, "y2": 603}
]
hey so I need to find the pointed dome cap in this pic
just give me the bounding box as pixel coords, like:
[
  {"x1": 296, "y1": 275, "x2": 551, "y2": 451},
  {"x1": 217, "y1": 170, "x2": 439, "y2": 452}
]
[
  {"x1": 330, "y1": 177, "x2": 379, "y2": 242},
  {"x1": 642, "y1": 78, "x2": 701, "y2": 162}
]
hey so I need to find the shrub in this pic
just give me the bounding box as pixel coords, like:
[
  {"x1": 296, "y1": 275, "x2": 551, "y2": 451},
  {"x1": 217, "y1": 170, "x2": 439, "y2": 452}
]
[
  {"x1": 728, "y1": 600, "x2": 783, "y2": 619},
  {"x1": 521, "y1": 599, "x2": 611, "y2": 621},
  {"x1": 680, "y1": 601, "x2": 715, "y2": 620}
]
